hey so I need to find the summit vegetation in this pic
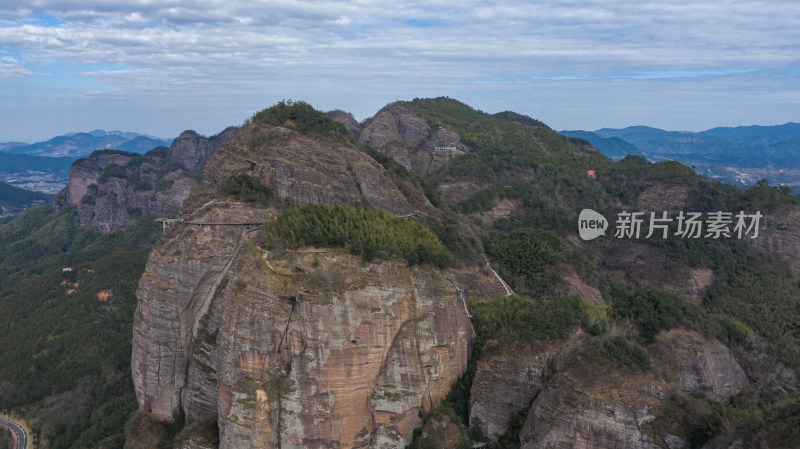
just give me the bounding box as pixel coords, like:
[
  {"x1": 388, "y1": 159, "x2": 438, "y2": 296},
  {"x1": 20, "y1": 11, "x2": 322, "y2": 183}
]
[
  {"x1": 251, "y1": 100, "x2": 354, "y2": 142},
  {"x1": 259, "y1": 203, "x2": 450, "y2": 268}
]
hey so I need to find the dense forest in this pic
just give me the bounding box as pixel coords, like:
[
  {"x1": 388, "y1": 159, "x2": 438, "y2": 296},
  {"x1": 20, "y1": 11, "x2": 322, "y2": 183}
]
[
  {"x1": 398, "y1": 98, "x2": 800, "y2": 449},
  {"x1": 0, "y1": 205, "x2": 160, "y2": 448}
]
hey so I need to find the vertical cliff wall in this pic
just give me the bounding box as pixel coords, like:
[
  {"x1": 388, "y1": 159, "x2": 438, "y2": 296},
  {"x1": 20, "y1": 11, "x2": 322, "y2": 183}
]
[
  {"x1": 131, "y1": 202, "x2": 473, "y2": 448},
  {"x1": 131, "y1": 113, "x2": 476, "y2": 448}
]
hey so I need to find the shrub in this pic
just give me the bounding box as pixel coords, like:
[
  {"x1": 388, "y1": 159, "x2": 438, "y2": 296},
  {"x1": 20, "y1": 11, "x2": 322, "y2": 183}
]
[
  {"x1": 470, "y1": 294, "x2": 589, "y2": 347},
  {"x1": 98, "y1": 163, "x2": 127, "y2": 184},
  {"x1": 565, "y1": 335, "x2": 652, "y2": 371},
  {"x1": 610, "y1": 288, "x2": 702, "y2": 344},
  {"x1": 259, "y1": 203, "x2": 449, "y2": 268},
  {"x1": 218, "y1": 174, "x2": 274, "y2": 204},
  {"x1": 251, "y1": 100, "x2": 352, "y2": 141},
  {"x1": 483, "y1": 229, "x2": 562, "y2": 296}
]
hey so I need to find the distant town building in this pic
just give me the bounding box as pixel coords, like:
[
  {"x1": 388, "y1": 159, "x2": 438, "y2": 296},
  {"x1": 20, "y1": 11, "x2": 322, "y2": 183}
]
[{"x1": 587, "y1": 170, "x2": 597, "y2": 179}]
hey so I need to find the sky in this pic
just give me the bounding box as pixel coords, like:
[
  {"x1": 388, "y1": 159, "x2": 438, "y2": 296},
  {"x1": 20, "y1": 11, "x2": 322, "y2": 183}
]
[{"x1": 0, "y1": 0, "x2": 798, "y2": 142}]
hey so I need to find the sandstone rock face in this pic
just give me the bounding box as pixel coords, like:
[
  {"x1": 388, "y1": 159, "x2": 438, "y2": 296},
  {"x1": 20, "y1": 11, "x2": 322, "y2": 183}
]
[
  {"x1": 56, "y1": 127, "x2": 235, "y2": 231},
  {"x1": 358, "y1": 104, "x2": 468, "y2": 176},
  {"x1": 485, "y1": 328, "x2": 748, "y2": 449},
  {"x1": 132, "y1": 202, "x2": 269, "y2": 422},
  {"x1": 436, "y1": 179, "x2": 489, "y2": 204},
  {"x1": 61, "y1": 150, "x2": 134, "y2": 208},
  {"x1": 131, "y1": 203, "x2": 474, "y2": 449},
  {"x1": 469, "y1": 342, "x2": 561, "y2": 439},
  {"x1": 519, "y1": 369, "x2": 665, "y2": 449},
  {"x1": 191, "y1": 123, "x2": 419, "y2": 216},
  {"x1": 56, "y1": 149, "x2": 196, "y2": 231},
  {"x1": 649, "y1": 329, "x2": 748, "y2": 401},
  {"x1": 560, "y1": 265, "x2": 605, "y2": 305},
  {"x1": 326, "y1": 110, "x2": 363, "y2": 137},
  {"x1": 169, "y1": 128, "x2": 238, "y2": 175}
]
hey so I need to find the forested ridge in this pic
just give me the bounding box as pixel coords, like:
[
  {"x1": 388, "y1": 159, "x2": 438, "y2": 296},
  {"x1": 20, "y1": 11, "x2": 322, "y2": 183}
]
[{"x1": 399, "y1": 98, "x2": 800, "y2": 449}]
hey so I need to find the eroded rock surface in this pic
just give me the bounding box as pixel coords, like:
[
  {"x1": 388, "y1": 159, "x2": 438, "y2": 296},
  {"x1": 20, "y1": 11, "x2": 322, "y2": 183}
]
[
  {"x1": 169, "y1": 127, "x2": 238, "y2": 175},
  {"x1": 132, "y1": 203, "x2": 270, "y2": 421},
  {"x1": 190, "y1": 123, "x2": 419, "y2": 216},
  {"x1": 519, "y1": 368, "x2": 665, "y2": 449},
  {"x1": 132, "y1": 202, "x2": 473, "y2": 448},
  {"x1": 359, "y1": 103, "x2": 468, "y2": 176},
  {"x1": 605, "y1": 242, "x2": 713, "y2": 302},
  {"x1": 56, "y1": 127, "x2": 235, "y2": 231},
  {"x1": 746, "y1": 206, "x2": 800, "y2": 276},
  {"x1": 326, "y1": 110, "x2": 363, "y2": 137},
  {"x1": 649, "y1": 329, "x2": 748, "y2": 401},
  {"x1": 469, "y1": 342, "x2": 562, "y2": 439}
]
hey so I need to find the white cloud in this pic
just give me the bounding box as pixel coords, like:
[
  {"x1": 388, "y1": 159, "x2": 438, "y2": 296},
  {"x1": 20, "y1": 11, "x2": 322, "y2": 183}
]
[
  {"x1": 0, "y1": 0, "x2": 798, "y2": 139},
  {"x1": 0, "y1": 55, "x2": 32, "y2": 78}
]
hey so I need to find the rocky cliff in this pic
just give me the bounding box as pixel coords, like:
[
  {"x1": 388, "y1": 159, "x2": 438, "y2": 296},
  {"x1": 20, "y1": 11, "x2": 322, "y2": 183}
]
[
  {"x1": 325, "y1": 110, "x2": 363, "y2": 137},
  {"x1": 132, "y1": 201, "x2": 473, "y2": 448},
  {"x1": 356, "y1": 103, "x2": 468, "y2": 177},
  {"x1": 55, "y1": 127, "x2": 235, "y2": 231},
  {"x1": 649, "y1": 329, "x2": 748, "y2": 402},
  {"x1": 169, "y1": 127, "x2": 238, "y2": 175},
  {"x1": 131, "y1": 111, "x2": 475, "y2": 448},
  {"x1": 186, "y1": 121, "x2": 421, "y2": 216},
  {"x1": 465, "y1": 329, "x2": 748, "y2": 449},
  {"x1": 746, "y1": 205, "x2": 800, "y2": 276},
  {"x1": 469, "y1": 341, "x2": 565, "y2": 439}
]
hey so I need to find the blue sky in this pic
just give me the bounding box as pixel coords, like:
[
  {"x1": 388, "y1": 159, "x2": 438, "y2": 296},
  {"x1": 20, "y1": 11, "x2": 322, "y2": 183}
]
[{"x1": 0, "y1": 0, "x2": 798, "y2": 142}]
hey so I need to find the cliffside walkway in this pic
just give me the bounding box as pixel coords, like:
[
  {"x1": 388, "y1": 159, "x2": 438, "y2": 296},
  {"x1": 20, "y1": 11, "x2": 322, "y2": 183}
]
[{"x1": 155, "y1": 217, "x2": 264, "y2": 233}]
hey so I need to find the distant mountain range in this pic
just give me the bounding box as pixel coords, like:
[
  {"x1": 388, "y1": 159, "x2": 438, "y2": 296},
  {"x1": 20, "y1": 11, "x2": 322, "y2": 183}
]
[
  {"x1": 561, "y1": 123, "x2": 800, "y2": 190},
  {"x1": 0, "y1": 129, "x2": 173, "y2": 157}
]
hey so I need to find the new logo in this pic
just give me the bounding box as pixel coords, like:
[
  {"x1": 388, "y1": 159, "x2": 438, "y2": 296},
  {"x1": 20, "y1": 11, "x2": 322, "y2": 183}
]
[{"x1": 578, "y1": 209, "x2": 608, "y2": 241}]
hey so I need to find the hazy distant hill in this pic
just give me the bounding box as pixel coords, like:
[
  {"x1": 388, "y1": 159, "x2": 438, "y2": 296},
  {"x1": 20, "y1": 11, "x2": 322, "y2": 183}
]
[
  {"x1": 0, "y1": 153, "x2": 77, "y2": 176},
  {"x1": 561, "y1": 123, "x2": 800, "y2": 190},
  {"x1": 0, "y1": 141, "x2": 26, "y2": 152},
  {"x1": 0, "y1": 181, "x2": 52, "y2": 207},
  {"x1": 559, "y1": 130, "x2": 642, "y2": 160},
  {"x1": 3, "y1": 130, "x2": 172, "y2": 157},
  {"x1": 700, "y1": 123, "x2": 800, "y2": 146},
  {"x1": 0, "y1": 181, "x2": 52, "y2": 220},
  {"x1": 588, "y1": 123, "x2": 800, "y2": 156}
]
